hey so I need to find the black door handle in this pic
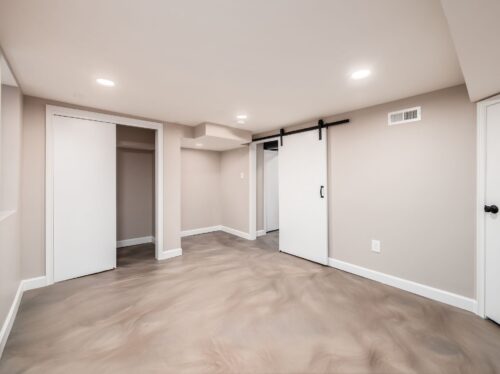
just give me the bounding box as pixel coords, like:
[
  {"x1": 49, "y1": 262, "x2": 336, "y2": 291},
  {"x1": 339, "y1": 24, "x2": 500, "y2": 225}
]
[
  {"x1": 320, "y1": 185, "x2": 324, "y2": 198},
  {"x1": 485, "y1": 205, "x2": 499, "y2": 214}
]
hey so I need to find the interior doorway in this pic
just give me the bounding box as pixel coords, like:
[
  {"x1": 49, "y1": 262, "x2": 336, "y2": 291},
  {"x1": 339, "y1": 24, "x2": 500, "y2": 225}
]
[
  {"x1": 45, "y1": 106, "x2": 164, "y2": 285},
  {"x1": 116, "y1": 125, "x2": 156, "y2": 265},
  {"x1": 264, "y1": 140, "x2": 279, "y2": 233}
]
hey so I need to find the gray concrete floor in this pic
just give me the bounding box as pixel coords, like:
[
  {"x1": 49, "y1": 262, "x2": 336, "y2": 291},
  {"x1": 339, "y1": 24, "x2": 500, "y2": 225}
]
[{"x1": 1, "y1": 231, "x2": 500, "y2": 373}]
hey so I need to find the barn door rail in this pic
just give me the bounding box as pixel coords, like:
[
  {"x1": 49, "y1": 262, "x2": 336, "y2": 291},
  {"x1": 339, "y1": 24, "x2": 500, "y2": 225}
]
[{"x1": 252, "y1": 118, "x2": 349, "y2": 145}]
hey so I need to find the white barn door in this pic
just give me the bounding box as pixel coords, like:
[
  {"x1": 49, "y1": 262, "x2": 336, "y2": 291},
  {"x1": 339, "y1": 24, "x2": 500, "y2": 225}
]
[
  {"x1": 279, "y1": 130, "x2": 328, "y2": 265},
  {"x1": 53, "y1": 115, "x2": 116, "y2": 282}
]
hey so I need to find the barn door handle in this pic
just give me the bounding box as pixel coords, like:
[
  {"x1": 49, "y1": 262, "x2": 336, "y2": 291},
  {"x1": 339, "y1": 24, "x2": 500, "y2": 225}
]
[
  {"x1": 485, "y1": 205, "x2": 499, "y2": 214},
  {"x1": 320, "y1": 185, "x2": 324, "y2": 198}
]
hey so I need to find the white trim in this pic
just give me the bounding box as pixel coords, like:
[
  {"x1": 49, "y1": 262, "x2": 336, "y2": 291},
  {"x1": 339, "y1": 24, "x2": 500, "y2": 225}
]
[
  {"x1": 257, "y1": 229, "x2": 266, "y2": 237},
  {"x1": 0, "y1": 283, "x2": 23, "y2": 358},
  {"x1": 0, "y1": 210, "x2": 16, "y2": 223},
  {"x1": 0, "y1": 276, "x2": 48, "y2": 358},
  {"x1": 116, "y1": 236, "x2": 155, "y2": 248},
  {"x1": 248, "y1": 144, "x2": 257, "y2": 240},
  {"x1": 45, "y1": 105, "x2": 165, "y2": 285},
  {"x1": 181, "y1": 226, "x2": 221, "y2": 237},
  {"x1": 476, "y1": 94, "x2": 500, "y2": 318},
  {"x1": 329, "y1": 258, "x2": 477, "y2": 313},
  {"x1": 22, "y1": 276, "x2": 48, "y2": 292},
  {"x1": 220, "y1": 225, "x2": 252, "y2": 240},
  {"x1": 158, "y1": 248, "x2": 182, "y2": 260}
]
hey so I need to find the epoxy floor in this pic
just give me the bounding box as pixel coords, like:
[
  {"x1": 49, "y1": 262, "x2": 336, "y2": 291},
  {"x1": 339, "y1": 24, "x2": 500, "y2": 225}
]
[{"x1": 1, "y1": 231, "x2": 500, "y2": 373}]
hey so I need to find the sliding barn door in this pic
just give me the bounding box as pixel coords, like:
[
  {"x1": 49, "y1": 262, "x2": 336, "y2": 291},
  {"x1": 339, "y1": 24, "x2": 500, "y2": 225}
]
[
  {"x1": 53, "y1": 115, "x2": 116, "y2": 282},
  {"x1": 279, "y1": 130, "x2": 328, "y2": 265}
]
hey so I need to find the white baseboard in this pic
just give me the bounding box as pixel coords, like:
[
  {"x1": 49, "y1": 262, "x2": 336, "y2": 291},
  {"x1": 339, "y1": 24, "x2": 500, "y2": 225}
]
[
  {"x1": 220, "y1": 226, "x2": 252, "y2": 240},
  {"x1": 181, "y1": 225, "x2": 253, "y2": 240},
  {"x1": 0, "y1": 283, "x2": 23, "y2": 358},
  {"x1": 22, "y1": 276, "x2": 48, "y2": 292},
  {"x1": 158, "y1": 248, "x2": 183, "y2": 260},
  {"x1": 329, "y1": 258, "x2": 477, "y2": 313},
  {"x1": 256, "y1": 230, "x2": 266, "y2": 237},
  {"x1": 181, "y1": 226, "x2": 221, "y2": 237},
  {"x1": 0, "y1": 275, "x2": 48, "y2": 358},
  {"x1": 117, "y1": 236, "x2": 154, "y2": 248}
]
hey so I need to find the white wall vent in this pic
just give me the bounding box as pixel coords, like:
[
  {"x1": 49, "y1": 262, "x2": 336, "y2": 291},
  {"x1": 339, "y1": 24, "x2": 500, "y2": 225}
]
[{"x1": 388, "y1": 106, "x2": 421, "y2": 126}]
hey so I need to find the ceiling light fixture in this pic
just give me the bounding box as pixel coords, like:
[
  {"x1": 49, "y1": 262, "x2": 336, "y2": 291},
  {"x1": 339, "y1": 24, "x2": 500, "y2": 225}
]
[
  {"x1": 96, "y1": 78, "x2": 115, "y2": 87},
  {"x1": 196, "y1": 143, "x2": 203, "y2": 147},
  {"x1": 236, "y1": 114, "x2": 248, "y2": 120},
  {"x1": 351, "y1": 69, "x2": 371, "y2": 80}
]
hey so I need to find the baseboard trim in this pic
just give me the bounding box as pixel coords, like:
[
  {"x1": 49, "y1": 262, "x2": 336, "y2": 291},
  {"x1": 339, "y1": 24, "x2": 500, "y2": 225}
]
[
  {"x1": 1, "y1": 275, "x2": 49, "y2": 359},
  {"x1": 0, "y1": 283, "x2": 23, "y2": 358},
  {"x1": 220, "y1": 226, "x2": 252, "y2": 240},
  {"x1": 22, "y1": 276, "x2": 48, "y2": 292},
  {"x1": 181, "y1": 226, "x2": 221, "y2": 237},
  {"x1": 117, "y1": 236, "x2": 154, "y2": 248},
  {"x1": 256, "y1": 230, "x2": 266, "y2": 237},
  {"x1": 158, "y1": 248, "x2": 183, "y2": 260},
  {"x1": 329, "y1": 258, "x2": 477, "y2": 313}
]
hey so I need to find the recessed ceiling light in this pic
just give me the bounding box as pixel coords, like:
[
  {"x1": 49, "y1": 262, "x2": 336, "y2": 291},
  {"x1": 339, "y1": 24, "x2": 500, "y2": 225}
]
[
  {"x1": 236, "y1": 114, "x2": 247, "y2": 120},
  {"x1": 96, "y1": 78, "x2": 115, "y2": 87},
  {"x1": 351, "y1": 69, "x2": 371, "y2": 80},
  {"x1": 196, "y1": 143, "x2": 203, "y2": 147}
]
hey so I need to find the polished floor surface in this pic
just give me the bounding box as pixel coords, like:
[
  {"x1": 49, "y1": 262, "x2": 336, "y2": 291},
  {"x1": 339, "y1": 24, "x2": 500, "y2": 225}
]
[{"x1": 1, "y1": 231, "x2": 500, "y2": 373}]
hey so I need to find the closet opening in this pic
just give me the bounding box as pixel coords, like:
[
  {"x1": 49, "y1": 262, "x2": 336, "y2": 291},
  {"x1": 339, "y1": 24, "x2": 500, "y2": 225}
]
[{"x1": 116, "y1": 125, "x2": 156, "y2": 266}]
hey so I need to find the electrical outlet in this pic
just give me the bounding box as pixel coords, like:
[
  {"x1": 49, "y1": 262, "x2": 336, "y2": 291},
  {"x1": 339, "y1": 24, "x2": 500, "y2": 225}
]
[{"x1": 371, "y1": 240, "x2": 381, "y2": 253}]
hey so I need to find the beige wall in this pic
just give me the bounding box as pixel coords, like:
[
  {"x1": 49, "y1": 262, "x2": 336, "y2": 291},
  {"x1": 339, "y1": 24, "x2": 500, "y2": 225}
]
[
  {"x1": 181, "y1": 149, "x2": 221, "y2": 231},
  {"x1": 255, "y1": 85, "x2": 476, "y2": 298},
  {"x1": 0, "y1": 84, "x2": 23, "y2": 343},
  {"x1": 220, "y1": 147, "x2": 250, "y2": 233},
  {"x1": 20, "y1": 96, "x2": 192, "y2": 278}
]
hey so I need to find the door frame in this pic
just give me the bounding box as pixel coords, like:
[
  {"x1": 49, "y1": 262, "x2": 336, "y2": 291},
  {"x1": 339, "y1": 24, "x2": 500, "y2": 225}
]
[
  {"x1": 249, "y1": 138, "x2": 279, "y2": 239},
  {"x1": 263, "y1": 149, "x2": 279, "y2": 232},
  {"x1": 45, "y1": 105, "x2": 164, "y2": 285},
  {"x1": 476, "y1": 94, "x2": 500, "y2": 317}
]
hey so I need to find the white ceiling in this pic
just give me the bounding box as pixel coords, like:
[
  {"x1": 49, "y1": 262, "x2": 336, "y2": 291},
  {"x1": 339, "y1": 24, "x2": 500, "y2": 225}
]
[
  {"x1": 0, "y1": 54, "x2": 17, "y2": 86},
  {"x1": 440, "y1": 0, "x2": 500, "y2": 102},
  {"x1": 0, "y1": 0, "x2": 464, "y2": 133}
]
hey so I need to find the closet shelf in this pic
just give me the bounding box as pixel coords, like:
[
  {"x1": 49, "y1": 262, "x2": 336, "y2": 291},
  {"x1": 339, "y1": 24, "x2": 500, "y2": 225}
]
[{"x1": 117, "y1": 140, "x2": 155, "y2": 151}]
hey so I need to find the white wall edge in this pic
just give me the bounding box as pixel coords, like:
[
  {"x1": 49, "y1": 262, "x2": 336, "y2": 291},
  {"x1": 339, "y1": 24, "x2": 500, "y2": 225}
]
[
  {"x1": 256, "y1": 230, "x2": 266, "y2": 237},
  {"x1": 329, "y1": 258, "x2": 477, "y2": 314},
  {"x1": 117, "y1": 236, "x2": 155, "y2": 248},
  {"x1": 181, "y1": 226, "x2": 222, "y2": 237},
  {"x1": 220, "y1": 226, "x2": 252, "y2": 240},
  {"x1": 158, "y1": 248, "x2": 183, "y2": 260},
  {"x1": 0, "y1": 283, "x2": 23, "y2": 358}
]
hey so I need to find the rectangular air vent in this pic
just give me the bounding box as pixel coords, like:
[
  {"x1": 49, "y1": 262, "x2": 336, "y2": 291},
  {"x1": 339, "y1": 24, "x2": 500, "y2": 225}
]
[{"x1": 388, "y1": 106, "x2": 421, "y2": 126}]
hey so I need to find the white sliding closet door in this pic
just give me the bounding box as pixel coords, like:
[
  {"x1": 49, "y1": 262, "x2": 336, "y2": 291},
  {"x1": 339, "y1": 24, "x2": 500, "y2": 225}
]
[
  {"x1": 53, "y1": 115, "x2": 116, "y2": 282},
  {"x1": 279, "y1": 130, "x2": 328, "y2": 265}
]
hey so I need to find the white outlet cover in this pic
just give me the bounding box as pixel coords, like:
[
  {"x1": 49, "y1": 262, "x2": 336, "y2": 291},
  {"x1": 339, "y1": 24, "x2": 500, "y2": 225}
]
[{"x1": 371, "y1": 239, "x2": 381, "y2": 253}]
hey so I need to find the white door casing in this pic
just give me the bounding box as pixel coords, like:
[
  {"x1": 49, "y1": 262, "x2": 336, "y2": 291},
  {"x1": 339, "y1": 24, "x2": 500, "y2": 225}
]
[
  {"x1": 484, "y1": 98, "x2": 500, "y2": 323},
  {"x1": 264, "y1": 150, "x2": 279, "y2": 232},
  {"x1": 279, "y1": 130, "x2": 328, "y2": 265},
  {"x1": 53, "y1": 115, "x2": 116, "y2": 282}
]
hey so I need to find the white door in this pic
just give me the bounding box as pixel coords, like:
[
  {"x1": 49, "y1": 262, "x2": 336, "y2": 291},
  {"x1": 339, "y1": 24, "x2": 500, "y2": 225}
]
[
  {"x1": 279, "y1": 130, "x2": 328, "y2": 265},
  {"x1": 264, "y1": 150, "x2": 279, "y2": 232},
  {"x1": 53, "y1": 115, "x2": 116, "y2": 282},
  {"x1": 485, "y1": 98, "x2": 500, "y2": 323}
]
